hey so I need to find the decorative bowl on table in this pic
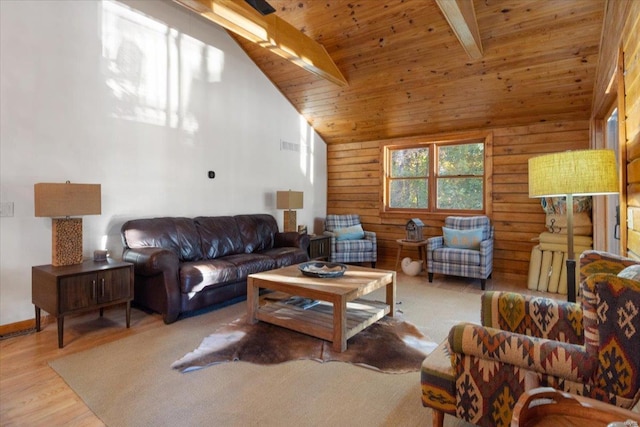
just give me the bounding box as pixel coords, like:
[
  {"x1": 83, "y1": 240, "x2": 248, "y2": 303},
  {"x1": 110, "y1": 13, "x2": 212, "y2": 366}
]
[{"x1": 298, "y1": 261, "x2": 347, "y2": 278}]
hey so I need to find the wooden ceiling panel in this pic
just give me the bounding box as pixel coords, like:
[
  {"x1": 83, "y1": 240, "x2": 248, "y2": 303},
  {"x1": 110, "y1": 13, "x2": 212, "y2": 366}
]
[{"x1": 226, "y1": 0, "x2": 605, "y2": 144}]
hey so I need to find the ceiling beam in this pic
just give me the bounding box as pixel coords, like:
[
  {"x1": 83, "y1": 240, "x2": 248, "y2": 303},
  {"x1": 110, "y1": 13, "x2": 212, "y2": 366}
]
[
  {"x1": 435, "y1": 0, "x2": 483, "y2": 60},
  {"x1": 173, "y1": 0, "x2": 348, "y2": 86}
]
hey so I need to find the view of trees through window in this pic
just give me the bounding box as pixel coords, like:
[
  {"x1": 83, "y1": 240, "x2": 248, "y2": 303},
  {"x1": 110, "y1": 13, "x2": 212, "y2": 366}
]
[
  {"x1": 387, "y1": 141, "x2": 485, "y2": 212},
  {"x1": 389, "y1": 147, "x2": 429, "y2": 208}
]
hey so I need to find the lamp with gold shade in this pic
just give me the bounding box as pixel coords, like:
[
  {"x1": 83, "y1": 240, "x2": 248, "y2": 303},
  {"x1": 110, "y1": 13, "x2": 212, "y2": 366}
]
[
  {"x1": 34, "y1": 182, "x2": 102, "y2": 266},
  {"x1": 276, "y1": 190, "x2": 303, "y2": 232},
  {"x1": 528, "y1": 149, "x2": 619, "y2": 302}
]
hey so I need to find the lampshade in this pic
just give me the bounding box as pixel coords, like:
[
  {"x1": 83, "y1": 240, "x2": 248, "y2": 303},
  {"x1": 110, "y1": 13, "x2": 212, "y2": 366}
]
[
  {"x1": 276, "y1": 190, "x2": 303, "y2": 210},
  {"x1": 34, "y1": 182, "x2": 101, "y2": 217},
  {"x1": 528, "y1": 149, "x2": 619, "y2": 198},
  {"x1": 34, "y1": 182, "x2": 101, "y2": 267}
]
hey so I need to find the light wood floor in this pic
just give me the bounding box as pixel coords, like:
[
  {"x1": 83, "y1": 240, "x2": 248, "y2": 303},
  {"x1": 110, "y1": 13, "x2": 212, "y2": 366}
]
[{"x1": 0, "y1": 273, "x2": 551, "y2": 426}]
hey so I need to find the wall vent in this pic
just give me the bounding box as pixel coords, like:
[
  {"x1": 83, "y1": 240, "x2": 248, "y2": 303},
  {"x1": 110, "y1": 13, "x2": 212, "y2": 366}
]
[{"x1": 280, "y1": 140, "x2": 309, "y2": 153}]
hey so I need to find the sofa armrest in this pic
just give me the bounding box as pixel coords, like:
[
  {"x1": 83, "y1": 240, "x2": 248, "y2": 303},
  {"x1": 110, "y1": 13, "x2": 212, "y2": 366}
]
[
  {"x1": 479, "y1": 238, "x2": 493, "y2": 253},
  {"x1": 364, "y1": 230, "x2": 376, "y2": 244},
  {"x1": 323, "y1": 231, "x2": 337, "y2": 255},
  {"x1": 122, "y1": 247, "x2": 179, "y2": 276},
  {"x1": 448, "y1": 323, "x2": 596, "y2": 383},
  {"x1": 426, "y1": 236, "x2": 444, "y2": 254},
  {"x1": 122, "y1": 247, "x2": 181, "y2": 324},
  {"x1": 481, "y1": 291, "x2": 583, "y2": 343},
  {"x1": 323, "y1": 231, "x2": 336, "y2": 238},
  {"x1": 275, "y1": 232, "x2": 310, "y2": 252}
]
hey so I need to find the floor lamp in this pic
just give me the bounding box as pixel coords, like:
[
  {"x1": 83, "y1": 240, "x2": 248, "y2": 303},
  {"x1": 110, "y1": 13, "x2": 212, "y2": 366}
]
[{"x1": 528, "y1": 149, "x2": 618, "y2": 302}]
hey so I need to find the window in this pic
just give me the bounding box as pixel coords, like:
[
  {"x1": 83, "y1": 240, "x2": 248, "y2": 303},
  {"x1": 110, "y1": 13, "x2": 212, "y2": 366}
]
[{"x1": 383, "y1": 136, "x2": 490, "y2": 214}]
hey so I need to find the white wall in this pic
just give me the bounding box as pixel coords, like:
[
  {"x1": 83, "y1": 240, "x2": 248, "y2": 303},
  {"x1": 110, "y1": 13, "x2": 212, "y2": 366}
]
[{"x1": 0, "y1": 0, "x2": 327, "y2": 325}]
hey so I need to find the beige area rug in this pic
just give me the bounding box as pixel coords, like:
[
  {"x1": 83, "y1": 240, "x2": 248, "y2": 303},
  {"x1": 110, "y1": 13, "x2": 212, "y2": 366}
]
[{"x1": 49, "y1": 276, "x2": 481, "y2": 427}]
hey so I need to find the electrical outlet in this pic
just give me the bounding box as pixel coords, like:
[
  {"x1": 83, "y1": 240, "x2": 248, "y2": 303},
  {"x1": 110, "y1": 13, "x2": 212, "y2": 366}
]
[{"x1": 0, "y1": 202, "x2": 14, "y2": 217}]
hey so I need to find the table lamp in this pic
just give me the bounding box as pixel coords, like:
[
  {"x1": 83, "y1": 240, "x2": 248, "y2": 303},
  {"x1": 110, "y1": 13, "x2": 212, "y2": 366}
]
[
  {"x1": 276, "y1": 190, "x2": 303, "y2": 232},
  {"x1": 528, "y1": 149, "x2": 618, "y2": 302},
  {"x1": 34, "y1": 182, "x2": 102, "y2": 266}
]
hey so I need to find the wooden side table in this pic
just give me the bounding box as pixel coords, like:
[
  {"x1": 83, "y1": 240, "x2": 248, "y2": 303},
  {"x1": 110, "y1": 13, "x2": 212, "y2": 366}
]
[
  {"x1": 308, "y1": 234, "x2": 331, "y2": 260},
  {"x1": 395, "y1": 239, "x2": 428, "y2": 276},
  {"x1": 32, "y1": 259, "x2": 134, "y2": 348}
]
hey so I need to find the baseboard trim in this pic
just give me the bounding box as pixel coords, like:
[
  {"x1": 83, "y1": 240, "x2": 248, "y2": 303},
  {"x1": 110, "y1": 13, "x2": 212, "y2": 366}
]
[{"x1": 0, "y1": 315, "x2": 52, "y2": 338}]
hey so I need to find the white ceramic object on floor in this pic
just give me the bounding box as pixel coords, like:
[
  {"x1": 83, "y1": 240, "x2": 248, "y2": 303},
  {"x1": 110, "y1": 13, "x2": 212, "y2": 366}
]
[{"x1": 401, "y1": 257, "x2": 423, "y2": 276}]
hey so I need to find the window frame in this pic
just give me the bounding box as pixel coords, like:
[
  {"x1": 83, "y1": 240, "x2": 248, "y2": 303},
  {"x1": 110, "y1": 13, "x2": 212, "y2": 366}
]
[{"x1": 381, "y1": 132, "x2": 493, "y2": 216}]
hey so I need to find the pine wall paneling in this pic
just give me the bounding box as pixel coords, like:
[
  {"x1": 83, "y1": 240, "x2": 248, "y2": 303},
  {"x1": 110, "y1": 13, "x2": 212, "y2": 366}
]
[
  {"x1": 592, "y1": 0, "x2": 632, "y2": 117},
  {"x1": 327, "y1": 120, "x2": 589, "y2": 285},
  {"x1": 591, "y1": 0, "x2": 633, "y2": 255},
  {"x1": 623, "y1": 6, "x2": 640, "y2": 258}
]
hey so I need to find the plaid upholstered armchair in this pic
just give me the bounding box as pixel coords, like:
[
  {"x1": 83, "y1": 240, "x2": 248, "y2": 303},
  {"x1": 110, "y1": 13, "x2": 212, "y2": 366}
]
[
  {"x1": 421, "y1": 251, "x2": 640, "y2": 427},
  {"x1": 426, "y1": 216, "x2": 493, "y2": 289},
  {"x1": 324, "y1": 214, "x2": 376, "y2": 267}
]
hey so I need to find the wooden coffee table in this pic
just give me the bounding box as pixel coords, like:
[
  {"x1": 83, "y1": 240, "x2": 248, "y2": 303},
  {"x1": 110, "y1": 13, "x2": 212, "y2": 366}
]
[{"x1": 247, "y1": 264, "x2": 396, "y2": 352}]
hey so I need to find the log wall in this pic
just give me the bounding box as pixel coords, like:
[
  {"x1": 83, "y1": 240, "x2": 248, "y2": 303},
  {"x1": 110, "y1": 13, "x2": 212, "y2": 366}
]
[
  {"x1": 623, "y1": 6, "x2": 640, "y2": 258},
  {"x1": 327, "y1": 120, "x2": 589, "y2": 284}
]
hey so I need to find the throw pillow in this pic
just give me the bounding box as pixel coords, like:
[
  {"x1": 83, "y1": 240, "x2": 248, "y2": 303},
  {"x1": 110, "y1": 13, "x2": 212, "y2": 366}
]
[
  {"x1": 617, "y1": 264, "x2": 640, "y2": 282},
  {"x1": 333, "y1": 224, "x2": 365, "y2": 241},
  {"x1": 442, "y1": 227, "x2": 483, "y2": 250}
]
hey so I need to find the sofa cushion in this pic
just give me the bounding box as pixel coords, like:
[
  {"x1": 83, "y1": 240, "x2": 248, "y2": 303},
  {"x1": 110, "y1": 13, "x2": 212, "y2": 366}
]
[
  {"x1": 180, "y1": 259, "x2": 239, "y2": 293},
  {"x1": 259, "y1": 247, "x2": 309, "y2": 268},
  {"x1": 432, "y1": 247, "x2": 481, "y2": 265},
  {"x1": 223, "y1": 253, "x2": 276, "y2": 278},
  {"x1": 335, "y1": 239, "x2": 374, "y2": 253},
  {"x1": 122, "y1": 217, "x2": 203, "y2": 262},
  {"x1": 235, "y1": 214, "x2": 277, "y2": 253},
  {"x1": 195, "y1": 216, "x2": 245, "y2": 258}
]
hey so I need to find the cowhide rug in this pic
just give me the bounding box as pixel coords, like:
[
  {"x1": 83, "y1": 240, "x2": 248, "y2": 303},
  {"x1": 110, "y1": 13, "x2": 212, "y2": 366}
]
[{"x1": 172, "y1": 315, "x2": 437, "y2": 374}]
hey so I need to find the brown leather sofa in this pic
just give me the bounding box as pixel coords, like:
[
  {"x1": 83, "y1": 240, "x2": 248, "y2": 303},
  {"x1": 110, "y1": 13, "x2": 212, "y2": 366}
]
[{"x1": 121, "y1": 214, "x2": 309, "y2": 323}]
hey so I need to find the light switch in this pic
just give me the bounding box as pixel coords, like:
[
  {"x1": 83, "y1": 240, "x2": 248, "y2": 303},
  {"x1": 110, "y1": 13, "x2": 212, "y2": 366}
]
[{"x1": 0, "y1": 202, "x2": 14, "y2": 217}]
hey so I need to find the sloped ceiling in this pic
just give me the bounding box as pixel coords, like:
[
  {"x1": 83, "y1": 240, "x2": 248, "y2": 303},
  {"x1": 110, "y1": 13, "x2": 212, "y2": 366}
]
[{"x1": 229, "y1": 0, "x2": 605, "y2": 144}]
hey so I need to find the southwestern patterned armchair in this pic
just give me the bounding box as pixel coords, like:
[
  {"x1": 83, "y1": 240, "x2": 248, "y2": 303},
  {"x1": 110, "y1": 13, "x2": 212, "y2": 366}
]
[
  {"x1": 421, "y1": 250, "x2": 640, "y2": 427},
  {"x1": 426, "y1": 216, "x2": 493, "y2": 289},
  {"x1": 324, "y1": 214, "x2": 377, "y2": 267}
]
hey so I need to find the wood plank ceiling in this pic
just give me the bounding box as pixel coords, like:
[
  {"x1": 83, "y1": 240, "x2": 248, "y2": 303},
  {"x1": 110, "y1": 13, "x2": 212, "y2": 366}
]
[{"x1": 228, "y1": 0, "x2": 605, "y2": 145}]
